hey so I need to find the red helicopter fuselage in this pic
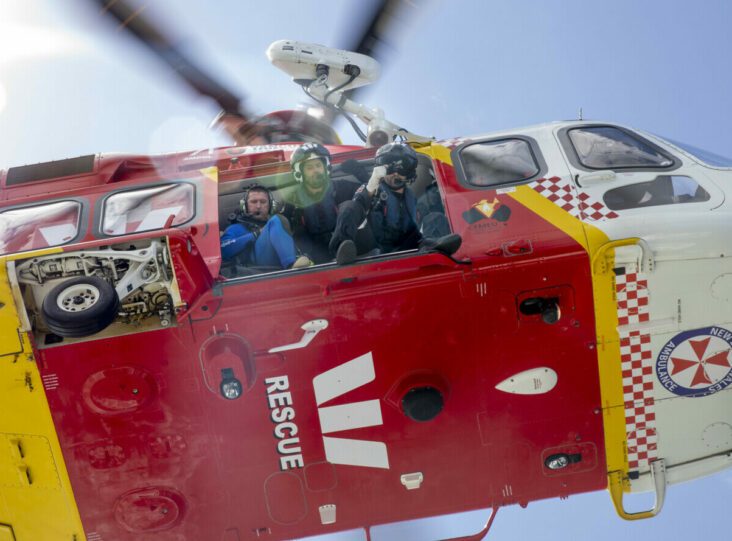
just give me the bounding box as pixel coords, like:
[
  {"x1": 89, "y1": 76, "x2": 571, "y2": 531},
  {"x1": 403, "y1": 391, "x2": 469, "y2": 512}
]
[{"x1": 1, "y1": 121, "x2": 731, "y2": 540}]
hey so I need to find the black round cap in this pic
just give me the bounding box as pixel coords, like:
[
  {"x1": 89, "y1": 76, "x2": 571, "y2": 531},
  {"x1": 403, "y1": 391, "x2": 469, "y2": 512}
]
[{"x1": 401, "y1": 386, "x2": 444, "y2": 422}]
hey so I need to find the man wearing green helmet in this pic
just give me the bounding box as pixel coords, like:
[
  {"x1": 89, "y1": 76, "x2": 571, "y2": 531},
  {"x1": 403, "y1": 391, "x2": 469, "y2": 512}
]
[{"x1": 286, "y1": 143, "x2": 361, "y2": 263}]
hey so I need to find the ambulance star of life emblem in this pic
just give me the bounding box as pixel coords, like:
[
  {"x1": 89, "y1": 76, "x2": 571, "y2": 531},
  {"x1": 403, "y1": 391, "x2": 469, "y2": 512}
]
[{"x1": 656, "y1": 327, "x2": 732, "y2": 397}]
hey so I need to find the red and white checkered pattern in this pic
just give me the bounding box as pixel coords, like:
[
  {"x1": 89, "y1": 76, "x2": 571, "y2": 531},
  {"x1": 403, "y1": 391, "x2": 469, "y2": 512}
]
[
  {"x1": 577, "y1": 192, "x2": 619, "y2": 221},
  {"x1": 437, "y1": 137, "x2": 474, "y2": 149},
  {"x1": 616, "y1": 272, "x2": 650, "y2": 327},
  {"x1": 530, "y1": 176, "x2": 581, "y2": 217},
  {"x1": 530, "y1": 176, "x2": 619, "y2": 221},
  {"x1": 616, "y1": 271, "x2": 657, "y2": 471}
]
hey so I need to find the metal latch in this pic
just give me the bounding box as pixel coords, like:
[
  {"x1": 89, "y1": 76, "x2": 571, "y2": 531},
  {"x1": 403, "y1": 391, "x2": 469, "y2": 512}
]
[
  {"x1": 400, "y1": 472, "x2": 424, "y2": 490},
  {"x1": 319, "y1": 504, "x2": 336, "y2": 525}
]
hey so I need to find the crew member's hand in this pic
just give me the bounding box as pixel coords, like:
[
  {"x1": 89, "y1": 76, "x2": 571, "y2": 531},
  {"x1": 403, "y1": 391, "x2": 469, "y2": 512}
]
[{"x1": 367, "y1": 166, "x2": 387, "y2": 195}]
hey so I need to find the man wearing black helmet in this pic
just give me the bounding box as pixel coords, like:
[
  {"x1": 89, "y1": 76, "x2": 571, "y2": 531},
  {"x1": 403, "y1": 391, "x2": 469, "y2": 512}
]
[
  {"x1": 329, "y1": 142, "x2": 421, "y2": 265},
  {"x1": 220, "y1": 184, "x2": 312, "y2": 271},
  {"x1": 286, "y1": 143, "x2": 361, "y2": 263}
]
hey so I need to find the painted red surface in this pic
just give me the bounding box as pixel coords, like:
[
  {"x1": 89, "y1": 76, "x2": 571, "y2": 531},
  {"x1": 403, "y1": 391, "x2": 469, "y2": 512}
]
[{"x1": 16, "y1": 146, "x2": 606, "y2": 540}]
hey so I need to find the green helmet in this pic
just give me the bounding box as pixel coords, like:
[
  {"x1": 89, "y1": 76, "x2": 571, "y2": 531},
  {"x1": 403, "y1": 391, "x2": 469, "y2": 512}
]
[{"x1": 291, "y1": 143, "x2": 332, "y2": 182}]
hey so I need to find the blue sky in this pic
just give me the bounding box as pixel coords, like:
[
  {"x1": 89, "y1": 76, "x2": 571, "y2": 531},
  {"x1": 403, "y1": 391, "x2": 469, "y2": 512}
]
[{"x1": 0, "y1": 0, "x2": 730, "y2": 539}]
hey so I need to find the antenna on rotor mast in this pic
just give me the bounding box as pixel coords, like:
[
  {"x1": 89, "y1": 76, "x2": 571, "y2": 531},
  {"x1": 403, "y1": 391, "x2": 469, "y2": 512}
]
[{"x1": 267, "y1": 40, "x2": 432, "y2": 146}]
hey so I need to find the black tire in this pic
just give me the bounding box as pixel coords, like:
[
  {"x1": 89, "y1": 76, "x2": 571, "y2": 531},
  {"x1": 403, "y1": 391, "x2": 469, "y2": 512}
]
[{"x1": 41, "y1": 276, "x2": 120, "y2": 338}]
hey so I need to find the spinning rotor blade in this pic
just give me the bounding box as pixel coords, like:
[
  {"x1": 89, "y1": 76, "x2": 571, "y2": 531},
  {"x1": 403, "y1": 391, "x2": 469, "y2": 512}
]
[
  {"x1": 347, "y1": 0, "x2": 411, "y2": 65},
  {"x1": 91, "y1": 0, "x2": 245, "y2": 116},
  {"x1": 320, "y1": 0, "x2": 420, "y2": 125},
  {"x1": 89, "y1": 1, "x2": 421, "y2": 143}
]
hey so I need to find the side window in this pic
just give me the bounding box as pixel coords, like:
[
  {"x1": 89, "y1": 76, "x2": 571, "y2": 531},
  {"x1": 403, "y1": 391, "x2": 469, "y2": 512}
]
[
  {"x1": 603, "y1": 175, "x2": 710, "y2": 210},
  {"x1": 662, "y1": 137, "x2": 732, "y2": 168},
  {"x1": 458, "y1": 139, "x2": 540, "y2": 187},
  {"x1": 0, "y1": 200, "x2": 82, "y2": 255},
  {"x1": 102, "y1": 183, "x2": 195, "y2": 235},
  {"x1": 567, "y1": 126, "x2": 675, "y2": 169}
]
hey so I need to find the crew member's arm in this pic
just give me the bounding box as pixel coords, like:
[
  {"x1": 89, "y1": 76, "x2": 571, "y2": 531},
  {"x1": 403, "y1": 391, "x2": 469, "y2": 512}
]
[
  {"x1": 220, "y1": 223, "x2": 256, "y2": 260},
  {"x1": 353, "y1": 165, "x2": 387, "y2": 211}
]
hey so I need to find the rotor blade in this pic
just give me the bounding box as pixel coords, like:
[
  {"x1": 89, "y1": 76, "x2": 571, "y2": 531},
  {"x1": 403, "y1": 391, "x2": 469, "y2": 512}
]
[
  {"x1": 322, "y1": 0, "x2": 421, "y2": 125},
  {"x1": 91, "y1": 0, "x2": 245, "y2": 115},
  {"x1": 346, "y1": 0, "x2": 410, "y2": 62}
]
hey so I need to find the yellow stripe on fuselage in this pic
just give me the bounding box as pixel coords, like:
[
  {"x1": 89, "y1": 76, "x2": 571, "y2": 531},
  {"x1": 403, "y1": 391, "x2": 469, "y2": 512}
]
[
  {"x1": 419, "y1": 143, "x2": 452, "y2": 166},
  {"x1": 0, "y1": 251, "x2": 86, "y2": 541}
]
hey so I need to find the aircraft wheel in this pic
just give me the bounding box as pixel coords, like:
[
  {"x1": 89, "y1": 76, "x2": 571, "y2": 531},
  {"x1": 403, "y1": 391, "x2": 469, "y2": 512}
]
[{"x1": 42, "y1": 276, "x2": 120, "y2": 337}]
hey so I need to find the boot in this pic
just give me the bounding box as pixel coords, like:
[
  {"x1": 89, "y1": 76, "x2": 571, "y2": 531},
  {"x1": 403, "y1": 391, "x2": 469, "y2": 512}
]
[{"x1": 335, "y1": 240, "x2": 357, "y2": 265}]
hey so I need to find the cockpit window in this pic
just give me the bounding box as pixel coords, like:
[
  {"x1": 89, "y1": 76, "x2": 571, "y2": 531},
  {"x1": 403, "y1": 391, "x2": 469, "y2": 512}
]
[
  {"x1": 568, "y1": 126, "x2": 675, "y2": 169},
  {"x1": 661, "y1": 138, "x2": 732, "y2": 168},
  {"x1": 459, "y1": 139, "x2": 540, "y2": 187},
  {"x1": 603, "y1": 175, "x2": 710, "y2": 210},
  {"x1": 102, "y1": 183, "x2": 195, "y2": 236},
  {"x1": 0, "y1": 200, "x2": 81, "y2": 255}
]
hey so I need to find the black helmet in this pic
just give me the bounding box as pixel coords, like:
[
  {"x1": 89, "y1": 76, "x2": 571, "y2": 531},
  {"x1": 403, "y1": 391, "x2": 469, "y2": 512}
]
[
  {"x1": 375, "y1": 143, "x2": 419, "y2": 180},
  {"x1": 291, "y1": 143, "x2": 332, "y2": 182}
]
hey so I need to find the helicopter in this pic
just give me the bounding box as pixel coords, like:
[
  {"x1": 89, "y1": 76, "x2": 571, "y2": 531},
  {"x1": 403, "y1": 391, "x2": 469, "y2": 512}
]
[{"x1": 0, "y1": 1, "x2": 731, "y2": 541}]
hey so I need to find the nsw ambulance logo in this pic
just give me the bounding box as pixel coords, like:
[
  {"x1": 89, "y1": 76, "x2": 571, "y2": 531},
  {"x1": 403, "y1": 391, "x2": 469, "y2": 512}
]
[{"x1": 656, "y1": 327, "x2": 732, "y2": 397}]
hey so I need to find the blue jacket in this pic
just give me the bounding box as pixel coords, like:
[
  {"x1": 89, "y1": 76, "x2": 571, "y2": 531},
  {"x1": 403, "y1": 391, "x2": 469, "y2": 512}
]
[{"x1": 220, "y1": 221, "x2": 258, "y2": 261}]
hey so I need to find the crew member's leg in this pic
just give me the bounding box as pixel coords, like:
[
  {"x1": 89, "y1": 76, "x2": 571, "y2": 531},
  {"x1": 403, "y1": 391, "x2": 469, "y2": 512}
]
[
  {"x1": 254, "y1": 216, "x2": 298, "y2": 268},
  {"x1": 329, "y1": 202, "x2": 363, "y2": 252},
  {"x1": 296, "y1": 233, "x2": 330, "y2": 265}
]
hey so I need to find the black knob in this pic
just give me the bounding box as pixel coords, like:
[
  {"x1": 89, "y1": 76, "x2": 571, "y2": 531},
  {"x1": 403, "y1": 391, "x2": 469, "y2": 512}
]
[{"x1": 402, "y1": 386, "x2": 444, "y2": 422}]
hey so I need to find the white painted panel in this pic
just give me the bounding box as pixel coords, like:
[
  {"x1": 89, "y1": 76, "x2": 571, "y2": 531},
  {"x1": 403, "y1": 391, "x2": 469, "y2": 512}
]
[
  {"x1": 313, "y1": 352, "x2": 375, "y2": 406},
  {"x1": 322, "y1": 436, "x2": 389, "y2": 469},
  {"x1": 39, "y1": 223, "x2": 76, "y2": 245},
  {"x1": 136, "y1": 205, "x2": 182, "y2": 231},
  {"x1": 494, "y1": 367, "x2": 557, "y2": 395},
  {"x1": 318, "y1": 399, "x2": 383, "y2": 434}
]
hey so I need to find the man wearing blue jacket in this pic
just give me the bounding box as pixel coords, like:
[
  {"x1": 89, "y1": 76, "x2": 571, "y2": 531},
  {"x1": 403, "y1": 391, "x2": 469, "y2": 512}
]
[{"x1": 221, "y1": 185, "x2": 312, "y2": 270}]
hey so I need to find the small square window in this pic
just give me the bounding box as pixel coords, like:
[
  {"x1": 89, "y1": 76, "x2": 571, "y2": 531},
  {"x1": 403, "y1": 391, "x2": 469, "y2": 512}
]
[
  {"x1": 603, "y1": 176, "x2": 710, "y2": 210},
  {"x1": 0, "y1": 200, "x2": 81, "y2": 255},
  {"x1": 102, "y1": 184, "x2": 195, "y2": 236},
  {"x1": 459, "y1": 139, "x2": 539, "y2": 187},
  {"x1": 568, "y1": 127, "x2": 675, "y2": 169}
]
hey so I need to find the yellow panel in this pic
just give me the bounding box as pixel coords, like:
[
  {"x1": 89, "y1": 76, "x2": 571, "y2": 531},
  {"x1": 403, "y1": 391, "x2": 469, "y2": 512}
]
[
  {"x1": 0, "y1": 256, "x2": 86, "y2": 541},
  {"x1": 0, "y1": 435, "x2": 61, "y2": 490},
  {"x1": 418, "y1": 143, "x2": 453, "y2": 166},
  {"x1": 0, "y1": 264, "x2": 22, "y2": 356},
  {"x1": 589, "y1": 248, "x2": 627, "y2": 478},
  {"x1": 199, "y1": 166, "x2": 219, "y2": 183}
]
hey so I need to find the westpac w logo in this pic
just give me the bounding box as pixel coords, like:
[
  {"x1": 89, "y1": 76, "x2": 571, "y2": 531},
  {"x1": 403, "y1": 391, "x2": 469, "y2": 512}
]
[{"x1": 312, "y1": 352, "x2": 389, "y2": 469}]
